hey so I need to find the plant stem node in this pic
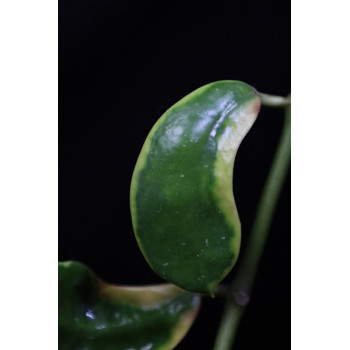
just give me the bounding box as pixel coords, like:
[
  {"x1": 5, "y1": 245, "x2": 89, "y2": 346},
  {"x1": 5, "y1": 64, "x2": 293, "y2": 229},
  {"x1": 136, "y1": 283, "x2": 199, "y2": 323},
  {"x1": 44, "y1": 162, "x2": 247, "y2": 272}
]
[{"x1": 233, "y1": 291, "x2": 250, "y2": 307}]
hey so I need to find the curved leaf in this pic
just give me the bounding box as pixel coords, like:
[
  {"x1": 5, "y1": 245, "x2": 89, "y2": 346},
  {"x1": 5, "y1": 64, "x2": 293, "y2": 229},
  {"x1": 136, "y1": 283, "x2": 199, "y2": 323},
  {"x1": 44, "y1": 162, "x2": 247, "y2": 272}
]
[
  {"x1": 130, "y1": 80, "x2": 261, "y2": 294},
  {"x1": 58, "y1": 261, "x2": 200, "y2": 350}
]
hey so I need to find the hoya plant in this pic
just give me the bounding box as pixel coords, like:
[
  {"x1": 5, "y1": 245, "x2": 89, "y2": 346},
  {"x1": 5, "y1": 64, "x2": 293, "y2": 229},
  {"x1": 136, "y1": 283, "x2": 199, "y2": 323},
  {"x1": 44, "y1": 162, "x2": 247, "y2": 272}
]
[{"x1": 59, "y1": 80, "x2": 290, "y2": 350}]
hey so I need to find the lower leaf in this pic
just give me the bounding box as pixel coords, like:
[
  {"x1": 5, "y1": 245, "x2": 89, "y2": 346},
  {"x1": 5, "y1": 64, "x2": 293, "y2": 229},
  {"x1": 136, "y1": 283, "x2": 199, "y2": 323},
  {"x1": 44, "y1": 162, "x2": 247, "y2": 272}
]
[{"x1": 58, "y1": 261, "x2": 200, "y2": 350}]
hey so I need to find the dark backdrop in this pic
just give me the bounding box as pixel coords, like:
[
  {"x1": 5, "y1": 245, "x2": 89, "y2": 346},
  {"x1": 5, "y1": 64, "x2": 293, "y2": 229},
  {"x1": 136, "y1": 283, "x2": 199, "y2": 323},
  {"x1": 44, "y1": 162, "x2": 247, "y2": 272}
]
[{"x1": 59, "y1": 1, "x2": 290, "y2": 349}]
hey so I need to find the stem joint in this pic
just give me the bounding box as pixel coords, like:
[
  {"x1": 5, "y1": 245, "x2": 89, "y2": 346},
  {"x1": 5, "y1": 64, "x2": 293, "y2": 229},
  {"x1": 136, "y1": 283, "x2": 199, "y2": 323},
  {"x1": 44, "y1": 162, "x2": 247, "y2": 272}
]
[{"x1": 233, "y1": 291, "x2": 250, "y2": 307}]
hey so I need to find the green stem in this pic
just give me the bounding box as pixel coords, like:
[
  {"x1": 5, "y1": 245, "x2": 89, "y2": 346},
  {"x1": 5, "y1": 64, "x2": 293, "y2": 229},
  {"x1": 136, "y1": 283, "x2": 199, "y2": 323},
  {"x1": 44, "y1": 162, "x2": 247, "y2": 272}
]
[
  {"x1": 213, "y1": 98, "x2": 291, "y2": 350},
  {"x1": 258, "y1": 92, "x2": 291, "y2": 107}
]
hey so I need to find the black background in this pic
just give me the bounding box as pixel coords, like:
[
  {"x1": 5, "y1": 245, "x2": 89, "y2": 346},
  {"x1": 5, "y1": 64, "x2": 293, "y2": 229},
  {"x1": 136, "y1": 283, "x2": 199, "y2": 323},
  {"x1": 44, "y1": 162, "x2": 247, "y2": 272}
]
[{"x1": 59, "y1": 0, "x2": 290, "y2": 349}]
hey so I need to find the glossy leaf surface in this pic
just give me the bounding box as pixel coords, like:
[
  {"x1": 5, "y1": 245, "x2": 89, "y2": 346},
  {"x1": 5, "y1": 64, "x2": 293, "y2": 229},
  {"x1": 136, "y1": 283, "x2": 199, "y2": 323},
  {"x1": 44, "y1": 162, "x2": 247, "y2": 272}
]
[
  {"x1": 58, "y1": 261, "x2": 200, "y2": 350},
  {"x1": 130, "y1": 81, "x2": 261, "y2": 294}
]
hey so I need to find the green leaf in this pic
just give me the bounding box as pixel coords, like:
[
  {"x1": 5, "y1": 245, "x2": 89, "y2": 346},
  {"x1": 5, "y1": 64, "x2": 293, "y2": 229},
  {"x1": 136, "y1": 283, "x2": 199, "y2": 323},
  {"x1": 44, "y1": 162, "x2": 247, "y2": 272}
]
[
  {"x1": 58, "y1": 261, "x2": 200, "y2": 350},
  {"x1": 130, "y1": 81, "x2": 261, "y2": 294}
]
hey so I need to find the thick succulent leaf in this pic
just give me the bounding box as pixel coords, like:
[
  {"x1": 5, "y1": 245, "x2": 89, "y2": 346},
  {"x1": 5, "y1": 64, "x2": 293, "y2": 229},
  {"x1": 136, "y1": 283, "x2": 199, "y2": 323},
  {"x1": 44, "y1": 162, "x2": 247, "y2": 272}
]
[
  {"x1": 58, "y1": 261, "x2": 200, "y2": 350},
  {"x1": 130, "y1": 80, "x2": 261, "y2": 294}
]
